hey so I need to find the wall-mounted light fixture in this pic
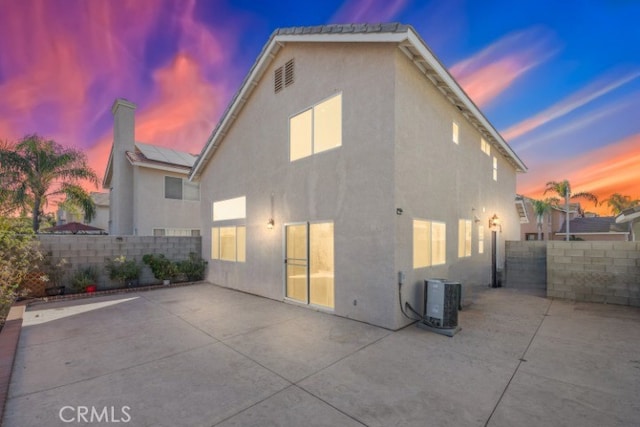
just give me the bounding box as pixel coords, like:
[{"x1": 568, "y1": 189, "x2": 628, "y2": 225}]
[
  {"x1": 267, "y1": 192, "x2": 275, "y2": 229},
  {"x1": 489, "y1": 214, "x2": 502, "y2": 231}
]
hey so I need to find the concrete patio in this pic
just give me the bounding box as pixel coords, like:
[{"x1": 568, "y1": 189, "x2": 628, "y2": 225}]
[{"x1": 3, "y1": 283, "x2": 640, "y2": 426}]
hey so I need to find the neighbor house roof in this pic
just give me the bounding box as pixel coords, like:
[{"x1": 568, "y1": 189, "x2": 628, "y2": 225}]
[
  {"x1": 615, "y1": 205, "x2": 640, "y2": 224},
  {"x1": 103, "y1": 142, "x2": 197, "y2": 188},
  {"x1": 557, "y1": 217, "x2": 628, "y2": 235},
  {"x1": 189, "y1": 23, "x2": 527, "y2": 180}
]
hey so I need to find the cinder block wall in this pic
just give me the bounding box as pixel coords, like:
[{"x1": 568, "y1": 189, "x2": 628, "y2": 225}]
[
  {"x1": 36, "y1": 235, "x2": 202, "y2": 290},
  {"x1": 504, "y1": 241, "x2": 547, "y2": 291},
  {"x1": 547, "y1": 241, "x2": 640, "y2": 307}
]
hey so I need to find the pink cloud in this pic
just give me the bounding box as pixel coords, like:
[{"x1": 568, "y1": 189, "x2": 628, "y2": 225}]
[
  {"x1": 330, "y1": 0, "x2": 408, "y2": 23},
  {"x1": 450, "y1": 27, "x2": 557, "y2": 108},
  {"x1": 502, "y1": 70, "x2": 640, "y2": 142}
]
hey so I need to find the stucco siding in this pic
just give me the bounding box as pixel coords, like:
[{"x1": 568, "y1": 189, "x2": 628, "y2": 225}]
[
  {"x1": 133, "y1": 168, "x2": 201, "y2": 235},
  {"x1": 393, "y1": 49, "x2": 521, "y2": 326},
  {"x1": 199, "y1": 42, "x2": 399, "y2": 328}
]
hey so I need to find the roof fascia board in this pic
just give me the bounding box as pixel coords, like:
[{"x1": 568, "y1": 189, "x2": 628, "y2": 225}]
[
  {"x1": 128, "y1": 159, "x2": 191, "y2": 175},
  {"x1": 274, "y1": 32, "x2": 408, "y2": 44},
  {"x1": 405, "y1": 29, "x2": 527, "y2": 172}
]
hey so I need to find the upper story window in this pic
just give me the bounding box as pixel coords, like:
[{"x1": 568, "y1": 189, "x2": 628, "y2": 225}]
[
  {"x1": 493, "y1": 156, "x2": 498, "y2": 181},
  {"x1": 458, "y1": 219, "x2": 472, "y2": 258},
  {"x1": 481, "y1": 138, "x2": 491, "y2": 155},
  {"x1": 165, "y1": 176, "x2": 200, "y2": 201},
  {"x1": 290, "y1": 93, "x2": 342, "y2": 161},
  {"x1": 452, "y1": 122, "x2": 459, "y2": 144}
]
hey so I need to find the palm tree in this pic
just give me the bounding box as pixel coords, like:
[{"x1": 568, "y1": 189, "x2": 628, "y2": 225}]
[
  {"x1": 544, "y1": 180, "x2": 598, "y2": 241},
  {"x1": 0, "y1": 134, "x2": 99, "y2": 232},
  {"x1": 601, "y1": 193, "x2": 640, "y2": 215},
  {"x1": 530, "y1": 198, "x2": 555, "y2": 240}
]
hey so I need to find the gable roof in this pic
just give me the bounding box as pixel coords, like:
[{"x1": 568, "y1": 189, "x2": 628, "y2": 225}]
[
  {"x1": 189, "y1": 23, "x2": 527, "y2": 180},
  {"x1": 103, "y1": 142, "x2": 196, "y2": 188},
  {"x1": 558, "y1": 216, "x2": 628, "y2": 234}
]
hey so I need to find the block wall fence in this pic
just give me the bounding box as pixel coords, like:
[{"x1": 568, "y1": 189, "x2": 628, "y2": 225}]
[
  {"x1": 31, "y1": 235, "x2": 202, "y2": 292},
  {"x1": 505, "y1": 241, "x2": 640, "y2": 308}
]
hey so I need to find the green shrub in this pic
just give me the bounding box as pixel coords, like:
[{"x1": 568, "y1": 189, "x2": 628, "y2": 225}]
[
  {"x1": 106, "y1": 255, "x2": 141, "y2": 285},
  {"x1": 70, "y1": 266, "x2": 99, "y2": 292},
  {"x1": 177, "y1": 252, "x2": 207, "y2": 282},
  {"x1": 142, "y1": 254, "x2": 178, "y2": 281}
]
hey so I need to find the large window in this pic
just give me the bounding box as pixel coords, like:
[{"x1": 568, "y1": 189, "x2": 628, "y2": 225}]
[
  {"x1": 290, "y1": 93, "x2": 342, "y2": 161},
  {"x1": 413, "y1": 220, "x2": 446, "y2": 268},
  {"x1": 211, "y1": 226, "x2": 246, "y2": 262},
  {"x1": 211, "y1": 195, "x2": 246, "y2": 262},
  {"x1": 458, "y1": 219, "x2": 472, "y2": 258},
  {"x1": 213, "y1": 196, "x2": 246, "y2": 221},
  {"x1": 164, "y1": 176, "x2": 200, "y2": 201}
]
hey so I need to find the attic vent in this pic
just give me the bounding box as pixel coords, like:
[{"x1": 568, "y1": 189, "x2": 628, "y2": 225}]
[
  {"x1": 274, "y1": 67, "x2": 283, "y2": 93},
  {"x1": 284, "y1": 59, "x2": 294, "y2": 87}
]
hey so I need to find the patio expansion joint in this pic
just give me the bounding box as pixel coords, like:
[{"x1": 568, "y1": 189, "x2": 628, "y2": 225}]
[
  {"x1": 211, "y1": 328, "x2": 391, "y2": 427},
  {"x1": 8, "y1": 341, "x2": 218, "y2": 401},
  {"x1": 483, "y1": 299, "x2": 554, "y2": 427}
]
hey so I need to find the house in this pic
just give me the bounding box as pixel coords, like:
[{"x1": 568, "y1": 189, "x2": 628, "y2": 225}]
[
  {"x1": 57, "y1": 191, "x2": 110, "y2": 232},
  {"x1": 556, "y1": 216, "x2": 629, "y2": 241},
  {"x1": 103, "y1": 99, "x2": 201, "y2": 236},
  {"x1": 518, "y1": 195, "x2": 582, "y2": 241},
  {"x1": 616, "y1": 206, "x2": 640, "y2": 241},
  {"x1": 189, "y1": 23, "x2": 527, "y2": 330}
]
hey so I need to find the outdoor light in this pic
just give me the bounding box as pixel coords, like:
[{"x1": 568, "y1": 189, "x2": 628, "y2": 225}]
[
  {"x1": 489, "y1": 214, "x2": 501, "y2": 229},
  {"x1": 267, "y1": 218, "x2": 275, "y2": 229}
]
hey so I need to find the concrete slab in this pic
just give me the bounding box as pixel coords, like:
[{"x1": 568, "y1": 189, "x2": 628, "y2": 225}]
[
  {"x1": 3, "y1": 343, "x2": 289, "y2": 427},
  {"x1": 299, "y1": 332, "x2": 515, "y2": 427},
  {"x1": 216, "y1": 385, "x2": 365, "y2": 427},
  {"x1": 223, "y1": 310, "x2": 390, "y2": 382},
  {"x1": 3, "y1": 284, "x2": 640, "y2": 427}
]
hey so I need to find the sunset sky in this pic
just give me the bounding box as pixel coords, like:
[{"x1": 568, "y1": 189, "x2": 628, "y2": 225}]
[{"x1": 1, "y1": 0, "x2": 638, "y2": 215}]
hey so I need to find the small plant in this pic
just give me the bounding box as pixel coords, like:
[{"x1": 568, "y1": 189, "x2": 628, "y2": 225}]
[
  {"x1": 177, "y1": 252, "x2": 207, "y2": 282},
  {"x1": 142, "y1": 254, "x2": 178, "y2": 282},
  {"x1": 41, "y1": 255, "x2": 69, "y2": 295},
  {"x1": 106, "y1": 255, "x2": 141, "y2": 285},
  {"x1": 70, "y1": 266, "x2": 99, "y2": 293}
]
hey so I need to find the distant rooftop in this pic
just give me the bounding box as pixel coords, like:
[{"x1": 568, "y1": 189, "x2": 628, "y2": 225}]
[{"x1": 558, "y1": 217, "x2": 627, "y2": 234}]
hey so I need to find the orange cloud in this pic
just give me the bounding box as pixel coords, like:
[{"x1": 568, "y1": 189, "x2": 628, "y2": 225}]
[
  {"x1": 518, "y1": 133, "x2": 640, "y2": 215},
  {"x1": 450, "y1": 27, "x2": 556, "y2": 108}
]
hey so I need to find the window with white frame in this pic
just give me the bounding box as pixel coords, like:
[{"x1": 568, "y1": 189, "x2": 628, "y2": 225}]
[
  {"x1": 458, "y1": 219, "x2": 472, "y2": 258},
  {"x1": 164, "y1": 176, "x2": 200, "y2": 201},
  {"x1": 211, "y1": 196, "x2": 246, "y2": 262},
  {"x1": 290, "y1": 93, "x2": 342, "y2": 161},
  {"x1": 481, "y1": 138, "x2": 491, "y2": 155},
  {"x1": 493, "y1": 156, "x2": 498, "y2": 181},
  {"x1": 478, "y1": 225, "x2": 485, "y2": 254},
  {"x1": 413, "y1": 219, "x2": 446, "y2": 268},
  {"x1": 452, "y1": 122, "x2": 459, "y2": 144}
]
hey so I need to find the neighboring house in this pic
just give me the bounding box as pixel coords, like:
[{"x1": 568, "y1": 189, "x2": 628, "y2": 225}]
[
  {"x1": 615, "y1": 206, "x2": 640, "y2": 241},
  {"x1": 556, "y1": 217, "x2": 629, "y2": 241},
  {"x1": 57, "y1": 191, "x2": 110, "y2": 232},
  {"x1": 189, "y1": 23, "x2": 527, "y2": 330},
  {"x1": 518, "y1": 195, "x2": 581, "y2": 241},
  {"x1": 103, "y1": 99, "x2": 201, "y2": 236}
]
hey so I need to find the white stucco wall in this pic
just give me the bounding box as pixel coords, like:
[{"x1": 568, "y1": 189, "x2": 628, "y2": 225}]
[
  {"x1": 392, "y1": 50, "x2": 522, "y2": 327},
  {"x1": 109, "y1": 100, "x2": 136, "y2": 235},
  {"x1": 132, "y1": 167, "x2": 201, "y2": 236},
  {"x1": 198, "y1": 42, "x2": 523, "y2": 330}
]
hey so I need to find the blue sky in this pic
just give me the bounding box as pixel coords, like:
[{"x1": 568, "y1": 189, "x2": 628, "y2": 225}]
[{"x1": 1, "y1": 0, "x2": 638, "y2": 213}]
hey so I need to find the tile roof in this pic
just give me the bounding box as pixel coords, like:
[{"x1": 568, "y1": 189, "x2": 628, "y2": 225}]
[
  {"x1": 559, "y1": 217, "x2": 627, "y2": 234},
  {"x1": 273, "y1": 23, "x2": 410, "y2": 36}
]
